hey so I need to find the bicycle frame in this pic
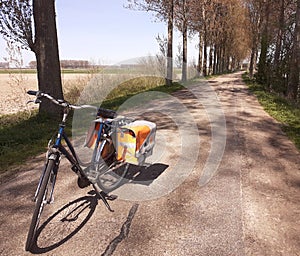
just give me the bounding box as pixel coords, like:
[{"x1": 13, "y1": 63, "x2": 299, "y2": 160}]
[{"x1": 33, "y1": 109, "x2": 108, "y2": 207}]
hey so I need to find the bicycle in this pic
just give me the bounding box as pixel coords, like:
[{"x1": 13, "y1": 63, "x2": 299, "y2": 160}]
[{"x1": 25, "y1": 90, "x2": 156, "y2": 251}]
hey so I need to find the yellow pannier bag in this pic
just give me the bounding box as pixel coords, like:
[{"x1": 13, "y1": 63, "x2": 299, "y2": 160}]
[{"x1": 117, "y1": 120, "x2": 156, "y2": 165}]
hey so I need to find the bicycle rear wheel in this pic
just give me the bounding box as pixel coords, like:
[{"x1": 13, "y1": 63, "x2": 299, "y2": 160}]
[
  {"x1": 25, "y1": 159, "x2": 56, "y2": 251},
  {"x1": 96, "y1": 160, "x2": 129, "y2": 192},
  {"x1": 90, "y1": 137, "x2": 128, "y2": 193}
]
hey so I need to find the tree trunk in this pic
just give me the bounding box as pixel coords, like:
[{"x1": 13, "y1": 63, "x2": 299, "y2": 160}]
[
  {"x1": 249, "y1": 45, "x2": 256, "y2": 78},
  {"x1": 232, "y1": 57, "x2": 236, "y2": 72},
  {"x1": 33, "y1": 0, "x2": 63, "y2": 116},
  {"x1": 166, "y1": 0, "x2": 174, "y2": 86},
  {"x1": 203, "y1": 28, "x2": 208, "y2": 76},
  {"x1": 288, "y1": 0, "x2": 300, "y2": 100},
  {"x1": 216, "y1": 44, "x2": 222, "y2": 74},
  {"x1": 257, "y1": 1, "x2": 270, "y2": 87},
  {"x1": 274, "y1": 0, "x2": 284, "y2": 69},
  {"x1": 213, "y1": 44, "x2": 217, "y2": 75},
  {"x1": 221, "y1": 44, "x2": 226, "y2": 73},
  {"x1": 181, "y1": 19, "x2": 187, "y2": 82},
  {"x1": 273, "y1": 0, "x2": 285, "y2": 92},
  {"x1": 208, "y1": 46, "x2": 213, "y2": 75},
  {"x1": 181, "y1": 0, "x2": 187, "y2": 82},
  {"x1": 197, "y1": 32, "x2": 203, "y2": 77},
  {"x1": 257, "y1": 31, "x2": 269, "y2": 85},
  {"x1": 226, "y1": 55, "x2": 230, "y2": 72}
]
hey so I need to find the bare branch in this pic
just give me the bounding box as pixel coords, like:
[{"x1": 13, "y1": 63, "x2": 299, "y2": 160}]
[{"x1": 0, "y1": 0, "x2": 34, "y2": 50}]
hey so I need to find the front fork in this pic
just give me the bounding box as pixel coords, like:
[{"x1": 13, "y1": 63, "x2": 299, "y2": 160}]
[{"x1": 33, "y1": 153, "x2": 60, "y2": 204}]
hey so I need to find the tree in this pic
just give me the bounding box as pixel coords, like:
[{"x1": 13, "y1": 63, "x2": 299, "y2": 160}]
[
  {"x1": 174, "y1": 0, "x2": 189, "y2": 82},
  {"x1": 188, "y1": 0, "x2": 204, "y2": 76},
  {"x1": 175, "y1": 43, "x2": 183, "y2": 68},
  {"x1": 245, "y1": 0, "x2": 262, "y2": 78},
  {"x1": 288, "y1": 0, "x2": 300, "y2": 100},
  {"x1": 189, "y1": 0, "x2": 250, "y2": 76},
  {"x1": 156, "y1": 34, "x2": 168, "y2": 74},
  {"x1": 126, "y1": 0, "x2": 174, "y2": 85},
  {"x1": 166, "y1": 0, "x2": 174, "y2": 85},
  {"x1": 0, "y1": 0, "x2": 63, "y2": 116},
  {"x1": 245, "y1": 0, "x2": 299, "y2": 99},
  {"x1": 188, "y1": 0, "x2": 211, "y2": 76},
  {"x1": 256, "y1": 0, "x2": 272, "y2": 86}
]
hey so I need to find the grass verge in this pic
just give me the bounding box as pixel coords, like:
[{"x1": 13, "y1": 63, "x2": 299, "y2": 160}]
[
  {"x1": 101, "y1": 80, "x2": 184, "y2": 110},
  {"x1": 0, "y1": 79, "x2": 184, "y2": 176},
  {"x1": 243, "y1": 73, "x2": 300, "y2": 151},
  {"x1": 0, "y1": 111, "x2": 60, "y2": 175}
]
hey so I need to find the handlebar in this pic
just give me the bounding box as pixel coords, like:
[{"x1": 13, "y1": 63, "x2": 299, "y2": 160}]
[
  {"x1": 27, "y1": 90, "x2": 120, "y2": 119},
  {"x1": 27, "y1": 90, "x2": 98, "y2": 111}
]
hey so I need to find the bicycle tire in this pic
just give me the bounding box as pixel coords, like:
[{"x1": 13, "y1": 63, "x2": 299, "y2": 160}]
[
  {"x1": 96, "y1": 161, "x2": 129, "y2": 193},
  {"x1": 25, "y1": 159, "x2": 56, "y2": 251},
  {"x1": 96, "y1": 141, "x2": 129, "y2": 192}
]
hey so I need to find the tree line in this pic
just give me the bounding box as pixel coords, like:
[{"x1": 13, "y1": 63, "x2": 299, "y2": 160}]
[
  {"x1": 0, "y1": 0, "x2": 299, "y2": 117},
  {"x1": 28, "y1": 60, "x2": 90, "y2": 69},
  {"x1": 128, "y1": 0, "x2": 300, "y2": 102},
  {"x1": 127, "y1": 0, "x2": 250, "y2": 81},
  {"x1": 247, "y1": 0, "x2": 300, "y2": 101}
]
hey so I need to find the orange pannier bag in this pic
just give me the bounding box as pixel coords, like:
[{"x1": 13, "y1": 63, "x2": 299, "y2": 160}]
[
  {"x1": 116, "y1": 120, "x2": 156, "y2": 166},
  {"x1": 85, "y1": 122, "x2": 100, "y2": 149},
  {"x1": 85, "y1": 122, "x2": 114, "y2": 160}
]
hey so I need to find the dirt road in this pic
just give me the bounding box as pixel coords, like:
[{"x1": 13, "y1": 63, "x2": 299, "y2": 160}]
[{"x1": 0, "y1": 72, "x2": 299, "y2": 255}]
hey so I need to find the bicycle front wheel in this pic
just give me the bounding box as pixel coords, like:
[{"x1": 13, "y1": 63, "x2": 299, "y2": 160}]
[{"x1": 25, "y1": 159, "x2": 56, "y2": 251}]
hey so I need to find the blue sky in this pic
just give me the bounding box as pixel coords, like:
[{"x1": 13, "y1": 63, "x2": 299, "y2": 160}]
[{"x1": 0, "y1": 0, "x2": 198, "y2": 66}]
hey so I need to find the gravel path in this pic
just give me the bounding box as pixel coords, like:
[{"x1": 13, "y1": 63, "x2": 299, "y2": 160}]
[{"x1": 0, "y1": 72, "x2": 299, "y2": 256}]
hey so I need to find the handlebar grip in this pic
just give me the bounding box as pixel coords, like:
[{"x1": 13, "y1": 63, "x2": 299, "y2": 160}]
[
  {"x1": 97, "y1": 107, "x2": 117, "y2": 119},
  {"x1": 27, "y1": 90, "x2": 39, "y2": 96}
]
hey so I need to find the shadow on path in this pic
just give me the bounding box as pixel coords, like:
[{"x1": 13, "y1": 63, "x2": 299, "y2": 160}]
[
  {"x1": 30, "y1": 195, "x2": 98, "y2": 254},
  {"x1": 125, "y1": 163, "x2": 169, "y2": 186}
]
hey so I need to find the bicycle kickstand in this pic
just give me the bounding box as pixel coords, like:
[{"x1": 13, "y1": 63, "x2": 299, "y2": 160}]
[{"x1": 92, "y1": 183, "x2": 115, "y2": 212}]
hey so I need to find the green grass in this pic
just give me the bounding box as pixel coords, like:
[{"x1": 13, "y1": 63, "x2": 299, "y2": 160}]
[
  {"x1": 104, "y1": 76, "x2": 183, "y2": 101},
  {"x1": 101, "y1": 81, "x2": 184, "y2": 110},
  {"x1": 0, "y1": 79, "x2": 184, "y2": 176},
  {"x1": 243, "y1": 73, "x2": 300, "y2": 151},
  {"x1": 0, "y1": 69, "x2": 37, "y2": 74},
  {"x1": 0, "y1": 111, "x2": 59, "y2": 174},
  {"x1": 105, "y1": 76, "x2": 165, "y2": 100}
]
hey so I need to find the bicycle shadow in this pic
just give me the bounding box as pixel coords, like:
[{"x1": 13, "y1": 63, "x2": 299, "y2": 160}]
[
  {"x1": 29, "y1": 195, "x2": 98, "y2": 254},
  {"x1": 124, "y1": 163, "x2": 169, "y2": 186},
  {"x1": 28, "y1": 164, "x2": 168, "y2": 253}
]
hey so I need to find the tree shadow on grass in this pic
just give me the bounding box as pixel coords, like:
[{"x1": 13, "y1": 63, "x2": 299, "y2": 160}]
[{"x1": 29, "y1": 195, "x2": 98, "y2": 254}]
